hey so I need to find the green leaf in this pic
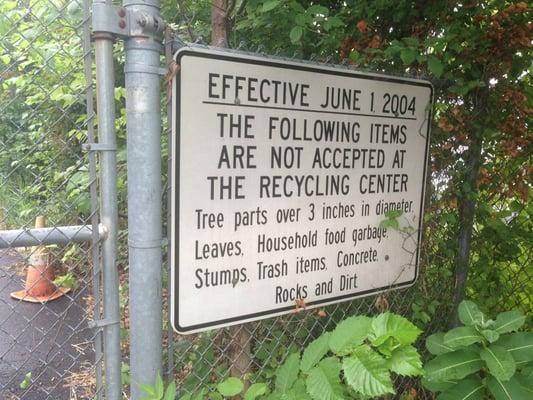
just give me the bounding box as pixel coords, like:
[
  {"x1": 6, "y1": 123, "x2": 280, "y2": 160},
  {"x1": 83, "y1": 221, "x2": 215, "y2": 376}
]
[
  {"x1": 515, "y1": 373, "x2": 533, "y2": 396},
  {"x1": 376, "y1": 336, "x2": 401, "y2": 357},
  {"x1": 437, "y1": 376, "x2": 485, "y2": 400},
  {"x1": 155, "y1": 374, "x2": 164, "y2": 398},
  {"x1": 422, "y1": 376, "x2": 456, "y2": 393},
  {"x1": 400, "y1": 48, "x2": 417, "y2": 65},
  {"x1": 487, "y1": 376, "x2": 529, "y2": 400},
  {"x1": 217, "y1": 377, "x2": 244, "y2": 397},
  {"x1": 427, "y1": 55, "x2": 444, "y2": 78},
  {"x1": 385, "y1": 209, "x2": 403, "y2": 219},
  {"x1": 458, "y1": 301, "x2": 486, "y2": 327},
  {"x1": 427, "y1": 333, "x2": 455, "y2": 355},
  {"x1": 289, "y1": 26, "x2": 303, "y2": 44},
  {"x1": 301, "y1": 332, "x2": 330, "y2": 372},
  {"x1": 261, "y1": 0, "x2": 280, "y2": 12},
  {"x1": 164, "y1": 381, "x2": 177, "y2": 400},
  {"x1": 482, "y1": 330, "x2": 500, "y2": 343},
  {"x1": 307, "y1": 5, "x2": 329, "y2": 15},
  {"x1": 387, "y1": 345, "x2": 423, "y2": 376},
  {"x1": 329, "y1": 316, "x2": 371, "y2": 355},
  {"x1": 444, "y1": 327, "x2": 484, "y2": 349},
  {"x1": 520, "y1": 363, "x2": 533, "y2": 378},
  {"x1": 244, "y1": 383, "x2": 267, "y2": 400},
  {"x1": 19, "y1": 372, "x2": 32, "y2": 390},
  {"x1": 370, "y1": 312, "x2": 422, "y2": 347},
  {"x1": 342, "y1": 345, "x2": 394, "y2": 397},
  {"x1": 498, "y1": 332, "x2": 533, "y2": 366},
  {"x1": 493, "y1": 311, "x2": 526, "y2": 334},
  {"x1": 275, "y1": 353, "x2": 300, "y2": 393},
  {"x1": 139, "y1": 383, "x2": 157, "y2": 397},
  {"x1": 286, "y1": 378, "x2": 311, "y2": 400},
  {"x1": 425, "y1": 348, "x2": 484, "y2": 381},
  {"x1": 305, "y1": 357, "x2": 343, "y2": 400},
  {"x1": 480, "y1": 345, "x2": 516, "y2": 381},
  {"x1": 193, "y1": 389, "x2": 207, "y2": 399}
]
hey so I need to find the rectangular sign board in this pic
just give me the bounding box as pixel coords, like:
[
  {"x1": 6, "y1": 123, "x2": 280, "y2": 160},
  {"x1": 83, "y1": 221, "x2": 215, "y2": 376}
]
[{"x1": 171, "y1": 47, "x2": 432, "y2": 334}]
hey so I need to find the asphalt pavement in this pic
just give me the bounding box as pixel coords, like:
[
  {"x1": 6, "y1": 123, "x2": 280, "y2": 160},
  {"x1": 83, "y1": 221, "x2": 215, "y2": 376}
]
[{"x1": 0, "y1": 249, "x2": 95, "y2": 399}]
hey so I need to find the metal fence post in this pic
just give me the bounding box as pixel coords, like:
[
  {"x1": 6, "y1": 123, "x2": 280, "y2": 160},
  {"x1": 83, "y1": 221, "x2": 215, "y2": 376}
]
[
  {"x1": 93, "y1": 1, "x2": 122, "y2": 398},
  {"x1": 123, "y1": 0, "x2": 164, "y2": 397}
]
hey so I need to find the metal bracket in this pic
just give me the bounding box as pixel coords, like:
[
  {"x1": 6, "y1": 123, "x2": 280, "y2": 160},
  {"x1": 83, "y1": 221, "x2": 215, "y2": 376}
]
[
  {"x1": 124, "y1": 62, "x2": 167, "y2": 76},
  {"x1": 82, "y1": 143, "x2": 117, "y2": 152},
  {"x1": 88, "y1": 318, "x2": 120, "y2": 329},
  {"x1": 92, "y1": 2, "x2": 164, "y2": 39}
]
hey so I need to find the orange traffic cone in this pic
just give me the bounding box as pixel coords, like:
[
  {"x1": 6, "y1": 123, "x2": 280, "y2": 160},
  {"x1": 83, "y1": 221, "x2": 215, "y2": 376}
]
[{"x1": 10, "y1": 216, "x2": 70, "y2": 303}]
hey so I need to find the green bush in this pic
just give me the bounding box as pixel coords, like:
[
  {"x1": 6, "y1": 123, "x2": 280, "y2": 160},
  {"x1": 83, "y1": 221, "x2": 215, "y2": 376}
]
[
  {"x1": 423, "y1": 300, "x2": 532, "y2": 399},
  {"x1": 182, "y1": 312, "x2": 423, "y2": 399}
]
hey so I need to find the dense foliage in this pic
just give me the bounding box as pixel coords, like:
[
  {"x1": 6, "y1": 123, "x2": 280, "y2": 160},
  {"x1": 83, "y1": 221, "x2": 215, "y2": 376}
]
[
  {"x1": 165, "y1": 0, "x2": 533, "y2": 320},
  {"x1": 423, "y1": 300, "x2": 532, "y2": 399},
  {"x1": 1, "y1": 1, "x2": 531, "y2": 397}
]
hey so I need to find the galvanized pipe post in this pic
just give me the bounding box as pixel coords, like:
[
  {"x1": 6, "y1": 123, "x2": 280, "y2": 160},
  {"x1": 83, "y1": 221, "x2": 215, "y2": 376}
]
[
  {"x1": 93, "y1": 1, "x2": 122, "y2": 398},
  {"x1": 123, "y1": 0, "x2": 164, "y2": 397}
]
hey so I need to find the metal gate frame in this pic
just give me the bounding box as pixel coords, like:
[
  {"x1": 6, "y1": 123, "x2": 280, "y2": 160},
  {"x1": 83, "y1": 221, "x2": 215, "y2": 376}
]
[{"x1": 0, "y1": 0, "x2": 165, "y2": 398}]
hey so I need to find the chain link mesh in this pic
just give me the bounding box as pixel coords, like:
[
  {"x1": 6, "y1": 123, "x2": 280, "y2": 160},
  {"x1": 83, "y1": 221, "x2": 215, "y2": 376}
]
[
  {"x1": 162, "y1": 29, "x2": 531, "y2": 400},
  {"x1": 0, "y1": 1, "x2": 102, "y2": 399},
  {"x1": 1, "y1": 2, "x2": 530, "y2": 399}
]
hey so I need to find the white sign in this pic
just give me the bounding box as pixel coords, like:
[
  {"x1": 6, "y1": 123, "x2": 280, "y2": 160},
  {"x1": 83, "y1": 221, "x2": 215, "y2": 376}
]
[{"x1": 171, "y1": 47, "x2": 432, "y2": 334}]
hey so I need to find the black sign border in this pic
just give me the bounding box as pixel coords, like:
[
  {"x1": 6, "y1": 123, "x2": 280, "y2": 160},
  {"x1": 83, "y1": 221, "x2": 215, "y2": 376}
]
[{"x1": 172, "y1": 48, "x2": 433, "y2": 333}]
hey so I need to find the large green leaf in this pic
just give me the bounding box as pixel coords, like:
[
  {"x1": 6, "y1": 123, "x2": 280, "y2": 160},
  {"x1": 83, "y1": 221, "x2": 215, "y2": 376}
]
[
  {"x1": 400, "y1": 48, "x2": 417, "y2": 65},
  {"x1": 493, "y1": 311, "x2": 526, "y2": 334},
  {"x1": 217, "y1": 377, "x2": 244, "y2": 397},
  {"x1": 244, "y1": 383, "x2": 267, "y2": 400},
  {"x1": 261, "y1": 0, "x2": 280, "y2": 12},
  {"x1": 487, "y1": 376, "x2": 529, "y2": 400},
  {"x1": 480, "y1": 345, "x2": 516, "y2": 381},
  {"x1": 444, "y1": 327, "x2": 485, "y2": 349},
  {"x1": 427, "y1": 333, "x2": 455, "y2": 355},
  {"x1": 370, "y1": 312, "x2": 422, "y2": 347},
  {"x1": 458, "y1": 301, "x2": 486, "y2": 327},
  {"x1": 163, "y1": 381, "x2": 176, "y2": 400},
  {"x1": 328, "y1": 316, "x2": 371, "y2": 355},
  {"x1": 387, "y1": 345, "x2": 423, "y2": 376},
  {"x1": 425, "y1": 348, "x2": 484, "y2": 381},
  {"x1": 342, "y1": 345, "x2": 394, "y2": 397},
  {"x1": 427, "y1": 55, "x2": 444, "y2": 78},
  {"x1": 515, "y1": 373, "x2": 533, "y2": 397},
  {"x1": 305, "y1": 357, "x2": 343, "y2": 400},
  {"x1": 286, "y1": 378, "x2": 312, "y2": 400},
  {"x1": 497, "y1": 332, "x2": 533, "y2": 366},
  {"x1": 275, "y1": 353, "x2": 300, "y2": 393},
  {"x1": 301, "y1": 333, "x2": 330, "y2": 373},
  {"x1": 422, "y1": 376, "x2": 456, "y2": 393},
  {"x1": 437, "y1": 376, "x2": 485, "y2": 400}
]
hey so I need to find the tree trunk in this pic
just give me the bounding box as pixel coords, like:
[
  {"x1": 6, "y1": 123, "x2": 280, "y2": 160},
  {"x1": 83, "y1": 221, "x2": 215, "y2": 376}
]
[
  {"x1": 450, "y1": 87, "x2": 488, "y2": 327},
  {"x1": 211, "y1": 0, "x2": 229, "y2": 47},
  {"x1": 210, "y1": 1, "x2": 252, "y2": 387}
]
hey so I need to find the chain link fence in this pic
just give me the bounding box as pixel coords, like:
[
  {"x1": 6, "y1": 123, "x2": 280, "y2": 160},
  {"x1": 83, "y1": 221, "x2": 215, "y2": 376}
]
[
  {"x1": 0, "y1": 0, "x2": 103, "y2": 399},
  {"x1": 160, "y1": 29, "x2": 453, "y2": 399},
  {"x1": 1, "y1": 2, "x2": 531, "y2": 400},
  {"x1": 161, "y1": 30, "x2": 531, "y2": 400}
]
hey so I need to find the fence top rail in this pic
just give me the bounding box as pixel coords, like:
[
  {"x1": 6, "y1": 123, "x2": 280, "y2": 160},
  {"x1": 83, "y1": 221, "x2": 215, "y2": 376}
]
[{"x1": 0, "y1": 224, "x2": 107, "y2": 249}]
